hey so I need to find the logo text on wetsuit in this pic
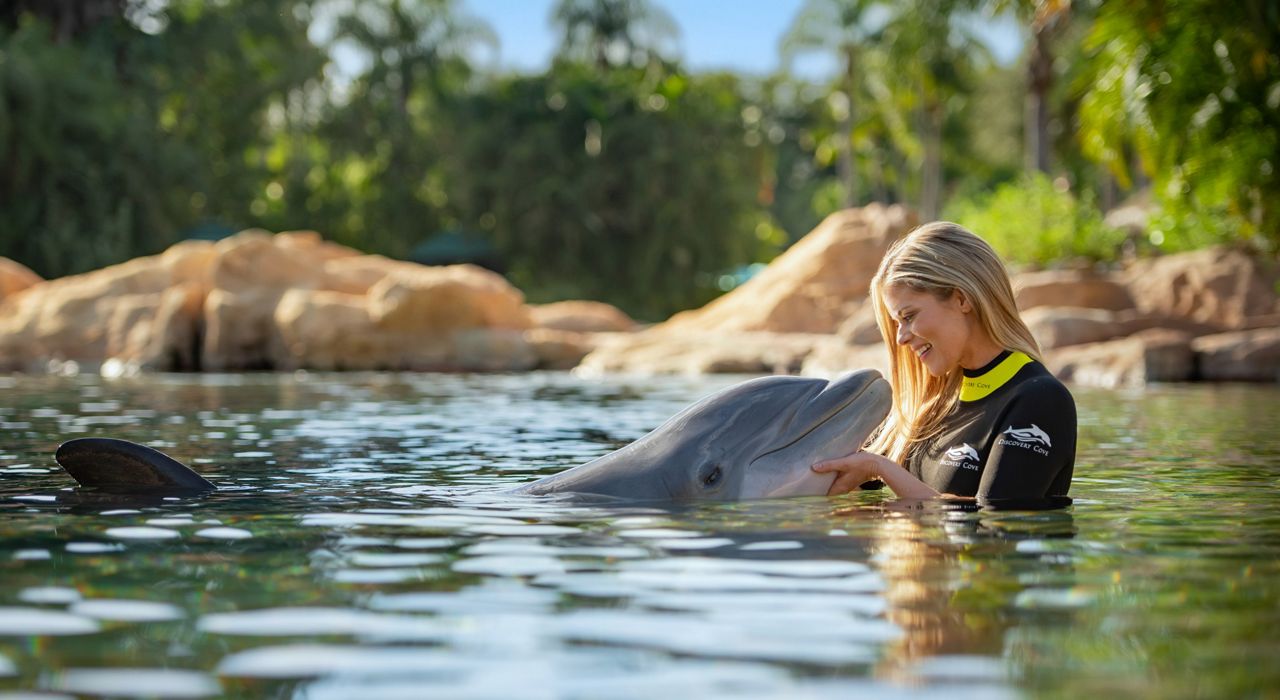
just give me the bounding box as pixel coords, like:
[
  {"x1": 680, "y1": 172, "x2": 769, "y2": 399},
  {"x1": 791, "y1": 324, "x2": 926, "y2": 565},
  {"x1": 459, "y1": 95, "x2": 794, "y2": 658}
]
[
  {"x1": 997, "y1": 424, "x2": 1052, "y2": 456},
  {"x1": 941, "y1": 443, "x2": 981, "y2": 470}
]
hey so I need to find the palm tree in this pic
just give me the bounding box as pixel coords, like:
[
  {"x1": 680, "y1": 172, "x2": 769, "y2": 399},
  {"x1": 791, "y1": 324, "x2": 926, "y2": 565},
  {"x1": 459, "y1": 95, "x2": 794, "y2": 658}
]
[
  {"x1": 993, "y1": 0, "x2": 1071, "y2": 173},
  {"x1": 333, "y1": 0, "x2": 495, "y2": 118},
  {"x1": 551, "y1": 0, "x2": 678, "y2": 70},
  {"x1": 881, "y1": 0, "x2": 986, "y2": 219},
  {"x1": 781, "y1": 0, "x2": 886, "y2": 208}
]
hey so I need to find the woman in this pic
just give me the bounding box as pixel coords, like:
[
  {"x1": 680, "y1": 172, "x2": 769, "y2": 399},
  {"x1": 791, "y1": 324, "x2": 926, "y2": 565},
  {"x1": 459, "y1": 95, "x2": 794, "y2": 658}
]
[{"x1": 813, "y1": 222, "x2": 1076, "y2": 504}]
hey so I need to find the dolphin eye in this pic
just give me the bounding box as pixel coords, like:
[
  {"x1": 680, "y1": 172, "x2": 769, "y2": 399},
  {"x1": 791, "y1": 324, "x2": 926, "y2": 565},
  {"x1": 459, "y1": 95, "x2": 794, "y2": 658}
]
[{"x1": 703, "y1": 465, "x2": 723, "y2": 487}]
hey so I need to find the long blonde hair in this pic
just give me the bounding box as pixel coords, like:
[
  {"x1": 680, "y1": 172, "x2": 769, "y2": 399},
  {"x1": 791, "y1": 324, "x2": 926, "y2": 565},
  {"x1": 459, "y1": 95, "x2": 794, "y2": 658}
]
[{"x1": 867, "y1": 222, "x2": 1041, "y2": 463}]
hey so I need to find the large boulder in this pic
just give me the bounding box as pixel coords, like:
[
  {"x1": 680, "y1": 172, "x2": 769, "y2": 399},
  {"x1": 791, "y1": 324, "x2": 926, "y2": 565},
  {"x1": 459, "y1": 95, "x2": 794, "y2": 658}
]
[
  {"x1": 576, "y1": 331, "x2": 825, "y2": 376},
  {"x1": 529, "y1": 300, "x2": 636, "y2": 333},
  {"x1": 0, "y1": 258, "x2": 42, "y2": 303},
  {"x1": 660, "y1": 204, "x2": 916, "y2": 334},
  {"x1": 0, "y1": 242, "x2": 217, "y2": 371},
  {"x1": 1192, "y1": 328, "x2": 1280, "y2": 382},
  {"x1": 272, "y1": 265, "x2": 535, "y2": 371},
  {"x1": 1013, "y1": 269, "x2": 1135, "y2": 312},
  {"x1": 202, "y1": 231, "x2": 327, "y2": 370},
  {"x1": 1023, "y1": 307, "x2": 1126, "y2": 350},
  {"x1": 0, "y1": 229, "x2": 542, "y2": 373},
  {"x1": 1045, "y1": 329, "x2": 1195, "y2": 387},
  {"x1": 1120, "y1": 247, "x2": 1279, "y2": 329},
  {"x1": 578, "y1": 205, "x2": 914, "y2": 374},
  {"x1": 800, "y1": 340, "x2": 890, "y2": 379}
]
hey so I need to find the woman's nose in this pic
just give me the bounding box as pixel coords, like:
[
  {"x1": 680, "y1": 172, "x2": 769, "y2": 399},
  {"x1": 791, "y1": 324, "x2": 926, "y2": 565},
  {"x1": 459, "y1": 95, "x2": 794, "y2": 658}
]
[{"x1": 895, "y1": 324, "x2": 912, "y2": 345}]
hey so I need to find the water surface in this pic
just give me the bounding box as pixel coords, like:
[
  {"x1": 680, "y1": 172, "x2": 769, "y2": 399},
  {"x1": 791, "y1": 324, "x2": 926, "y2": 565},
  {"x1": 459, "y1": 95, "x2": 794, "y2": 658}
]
[{"x1": 1, "y1": 372, "x2": 1277, "y2": 698}]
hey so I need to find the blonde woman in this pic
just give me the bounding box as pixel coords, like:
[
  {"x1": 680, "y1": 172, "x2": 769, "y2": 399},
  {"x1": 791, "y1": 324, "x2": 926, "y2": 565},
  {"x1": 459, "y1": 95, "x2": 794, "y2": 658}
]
[{"x1": 813, "y1": 222, "x2": 1076, "y2": 504}]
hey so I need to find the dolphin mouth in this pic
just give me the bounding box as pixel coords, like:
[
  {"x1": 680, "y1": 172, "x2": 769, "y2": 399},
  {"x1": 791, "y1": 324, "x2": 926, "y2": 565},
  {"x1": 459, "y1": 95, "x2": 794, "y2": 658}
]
[{"x1": 750, "y1": 372, "x2": 883, "y2": 463}]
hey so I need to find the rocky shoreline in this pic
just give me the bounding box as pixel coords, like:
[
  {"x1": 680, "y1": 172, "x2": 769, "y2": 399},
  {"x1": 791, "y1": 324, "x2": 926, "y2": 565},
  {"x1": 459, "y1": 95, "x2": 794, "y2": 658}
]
[{"x1": 1, "y1": 205, "x2": 1277, "y2": 385}]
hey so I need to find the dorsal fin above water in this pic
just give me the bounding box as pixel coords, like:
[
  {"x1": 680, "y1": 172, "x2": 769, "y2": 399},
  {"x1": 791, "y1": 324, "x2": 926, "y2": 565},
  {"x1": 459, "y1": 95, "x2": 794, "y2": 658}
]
[{"x1": 55, "y1": 438, "x2": 216, "y2": 493}]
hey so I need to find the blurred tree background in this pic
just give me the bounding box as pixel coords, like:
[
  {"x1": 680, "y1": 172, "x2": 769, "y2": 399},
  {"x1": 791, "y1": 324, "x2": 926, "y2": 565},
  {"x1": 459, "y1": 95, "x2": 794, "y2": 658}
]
[{"x1": 0, "y1": 0, "x2": 1275, "y2": 320}]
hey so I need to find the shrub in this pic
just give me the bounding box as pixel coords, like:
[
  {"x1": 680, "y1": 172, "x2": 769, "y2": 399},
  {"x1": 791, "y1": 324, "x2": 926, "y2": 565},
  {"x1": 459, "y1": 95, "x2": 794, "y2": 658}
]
[{"x1": 942, "y1": 173, "x2": 1128, "y2": 266}]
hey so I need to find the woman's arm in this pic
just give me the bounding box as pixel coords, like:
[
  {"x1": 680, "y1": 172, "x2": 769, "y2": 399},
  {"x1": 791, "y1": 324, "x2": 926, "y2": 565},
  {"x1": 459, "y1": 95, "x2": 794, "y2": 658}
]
[{"x1": 811, "y1": 451, "x2": 941, "y2": 500}]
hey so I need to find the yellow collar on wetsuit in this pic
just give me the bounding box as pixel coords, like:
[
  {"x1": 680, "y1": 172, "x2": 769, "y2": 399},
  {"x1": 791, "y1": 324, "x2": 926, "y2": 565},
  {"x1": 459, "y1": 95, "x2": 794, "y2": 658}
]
[{"x1": 959, "y1": 351, "x2": 1034, "y2": 402}]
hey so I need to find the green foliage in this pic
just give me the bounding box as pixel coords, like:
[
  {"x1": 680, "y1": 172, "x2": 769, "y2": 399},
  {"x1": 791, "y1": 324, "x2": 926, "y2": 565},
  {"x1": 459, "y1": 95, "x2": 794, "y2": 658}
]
[
  {"x1": 0, "y1": 18, "x2": 194, "y2": 278},
  {"x1": 943, "y1": 172, "x2": 1127, "y2": 265},
  {"x1": 2, "y1": 0, "x2": 1275, "y2": 320},
  {"x1": 1077, "y1": 0, "x2": 1280, "y2": 251},
  {"x1": 444, "y1": 64, "x2": 776, "y2": 320}
]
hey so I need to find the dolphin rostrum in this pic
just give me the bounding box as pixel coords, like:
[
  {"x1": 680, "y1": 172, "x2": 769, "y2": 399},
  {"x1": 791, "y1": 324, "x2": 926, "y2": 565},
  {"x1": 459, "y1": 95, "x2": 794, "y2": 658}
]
[
  {"x1": 53, "y1": 369, "x2": 891, "y2": 502},
  {"x1": 513, "y1": 368, "x2": 890, "y2": 501}
]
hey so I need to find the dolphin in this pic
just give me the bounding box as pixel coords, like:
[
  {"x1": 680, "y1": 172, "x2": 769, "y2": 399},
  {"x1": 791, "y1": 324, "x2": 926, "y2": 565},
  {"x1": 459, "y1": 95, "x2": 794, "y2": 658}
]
[
  {"x1": 513, "y1": 368, "x2": 890, "y2": 501},
  {"x1": 53, "y1": 369, "x2": 891, "y2": 502}
]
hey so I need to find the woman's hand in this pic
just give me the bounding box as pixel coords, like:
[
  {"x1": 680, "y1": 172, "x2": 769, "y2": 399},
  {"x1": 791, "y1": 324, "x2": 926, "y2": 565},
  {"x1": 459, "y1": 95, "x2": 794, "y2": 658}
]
[
  {"x1": 813, "y1": 451, "x2": 942, "y2": 499},
  {"x1": 811, "y1": 451, "x2": 897, "y2": 496}
]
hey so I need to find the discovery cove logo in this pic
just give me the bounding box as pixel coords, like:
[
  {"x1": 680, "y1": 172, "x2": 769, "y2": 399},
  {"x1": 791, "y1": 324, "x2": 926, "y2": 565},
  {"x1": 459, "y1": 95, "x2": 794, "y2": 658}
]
[
  {"x1": 999, "y1": 424, "x2": 1052, "y2": 455},
  {"x1": 942, "y1": 443, "x2": 980, "y2": 470}
]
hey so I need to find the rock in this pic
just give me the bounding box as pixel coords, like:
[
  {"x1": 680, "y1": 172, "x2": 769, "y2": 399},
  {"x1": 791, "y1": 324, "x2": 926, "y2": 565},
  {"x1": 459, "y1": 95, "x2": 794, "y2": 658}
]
[
  {"x1": 575, "y1": 205, "x2": 913, "y2": 375},
  {"x1": 1121, "y1": 247, "x2": 1279, "y2": 328},
  {"x1": 659, "y1": 204, "x2": 916, "y2": 334},
  {"x1": 202, "y1": 231, "x2": 324, "y2": 370},
  {"x1": 0, "y1": 242, "x2": 217, "y2": 371},
  {"x1": 836, "y1": 303, "x2": 883, "y2": 345},
  {"x1": 1023, "y1": 306, "x2": 1126, "y2": 350},
  {"x1": 1192, "y1": 328, "x2": 1280, "y2": 382},
  {"x1": 452, "y1": 328, "x2": 537, "y2": 372},
  {"x1": 274, "y1": 289, "x2": 381, "y2": 370},
  {"x1": 800, "y1": 339, "x2": 890, "y2": 379},
  {"x1": 1045, "y1": 329, "x2": 1194, "y2": 387},
  {"x1": 1014, "y1": 269, "x2": 1135, "y2": 311},
  {"x1": 0, "y1": 257, "x2": 42, "y2": 302},
  {"x1": 272, "y1": 265, "x2": 535, "y2": 371},
  {"x1": 530, "y1": 301, "x2": 636, "y2": 333},
  {"x1": 576, "y1": 331, "x2": 825, "y2": 376},
  {"x1": 322, "y1": 255, "x2": 421, "y2": 295},
  {"x1": 525, "y1": 328, "x2": 605, "y2": 370},
  {"x1": 368, "y1": 265, "x2": 531, "y2": 333}
]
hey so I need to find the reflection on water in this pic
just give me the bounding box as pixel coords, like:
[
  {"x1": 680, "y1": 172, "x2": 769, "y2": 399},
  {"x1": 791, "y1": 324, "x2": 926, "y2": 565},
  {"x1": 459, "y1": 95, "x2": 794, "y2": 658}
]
[{"x1": 0, "y1": 372, "x2": 1277, "y2": 698}]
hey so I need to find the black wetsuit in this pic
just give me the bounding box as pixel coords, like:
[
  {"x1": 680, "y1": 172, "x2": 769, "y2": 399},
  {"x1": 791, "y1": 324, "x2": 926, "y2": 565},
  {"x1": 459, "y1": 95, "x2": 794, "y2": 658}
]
[{"x1": 905, "y1": 350, "x2": 1076, "y2": 503}]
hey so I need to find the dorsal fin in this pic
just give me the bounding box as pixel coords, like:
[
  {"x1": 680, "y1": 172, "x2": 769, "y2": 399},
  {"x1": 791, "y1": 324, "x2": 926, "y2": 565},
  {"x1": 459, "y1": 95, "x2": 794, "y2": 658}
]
[{"x1": 55, "y1": 438, "x2": 216, "y2": 493}]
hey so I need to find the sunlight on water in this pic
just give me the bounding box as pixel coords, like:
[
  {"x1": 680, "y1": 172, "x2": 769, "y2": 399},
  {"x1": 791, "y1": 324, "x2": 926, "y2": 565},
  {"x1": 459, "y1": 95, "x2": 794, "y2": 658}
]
[{"x1": 0, "y1": 372, "x2": 1277, "y2": 698}]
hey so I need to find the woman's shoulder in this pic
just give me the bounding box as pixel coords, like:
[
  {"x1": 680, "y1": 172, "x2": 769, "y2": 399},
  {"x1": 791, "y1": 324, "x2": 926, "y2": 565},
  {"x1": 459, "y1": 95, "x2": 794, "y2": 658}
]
[{"x1": 1013, "y1": 361, "x2": 1076, "y2": 405}]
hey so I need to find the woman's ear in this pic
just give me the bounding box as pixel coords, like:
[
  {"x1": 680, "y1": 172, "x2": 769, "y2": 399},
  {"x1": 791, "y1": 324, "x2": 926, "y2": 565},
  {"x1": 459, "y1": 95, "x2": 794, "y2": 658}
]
[{"x1": 953, "y1": 289, "x2": 973, "y2": 313}]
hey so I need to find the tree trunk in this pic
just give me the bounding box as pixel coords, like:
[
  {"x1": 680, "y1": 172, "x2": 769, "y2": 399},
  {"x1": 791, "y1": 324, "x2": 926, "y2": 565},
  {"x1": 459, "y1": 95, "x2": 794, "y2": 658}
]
[
  {"x1": 839, "y1": 46, "x2": 858, "y2": 208},
  {"x1": 1025, "y1": 29, "x2": 1053, "y2": 173},
  {"x1": 920, "y1": 102, "x2": 943, "y2": 220}
]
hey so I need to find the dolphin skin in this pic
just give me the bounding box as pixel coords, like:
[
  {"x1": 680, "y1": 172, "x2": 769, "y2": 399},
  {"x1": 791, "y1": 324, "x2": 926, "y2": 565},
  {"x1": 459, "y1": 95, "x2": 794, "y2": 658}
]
[
  {"x1": 54, "y1": 369, "x2": 890, "y2": 502},
  {"x1": 513, "y1": 369, "x2": 891, "y2": 501},
  {"x1": 55, "y1": 437, "x2": 217, "y2": 493}
]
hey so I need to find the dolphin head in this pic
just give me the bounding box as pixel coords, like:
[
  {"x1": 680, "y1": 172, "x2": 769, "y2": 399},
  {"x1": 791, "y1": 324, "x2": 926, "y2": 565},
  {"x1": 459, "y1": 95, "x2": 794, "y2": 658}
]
[{"x1": 515, "y1": 369, "x2": 891, "y2": 502}]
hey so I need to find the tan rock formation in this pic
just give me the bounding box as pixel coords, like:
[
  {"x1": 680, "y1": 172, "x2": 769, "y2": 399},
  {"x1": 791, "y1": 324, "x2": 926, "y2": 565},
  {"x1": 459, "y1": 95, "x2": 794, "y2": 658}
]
[
  {"x1": 660, "y1": 204, "x2": 915, "y2": 334},
  {"x1": 800, "y1": 340, "x2": 890, "y2": 379},
  {"x1": 578, "y1": 205, "x2": 914, "y2": 374},
  {"x1": 0, "y1": 242, "x2": 217, "y2": 371},
  {"x1": 1121, "y1": 247, "x2": 1279, "y2": 328},
  {"x1": 576, "y1": 331, "x2": 825, "y2": 376},
  {"x1": 0, "y1": 229, "x2": 540, "y2": 373},
  {"x1": 530, "y1": 300, "x2": 636, "y2": 333},
  {"x1": 1045, "y1": 329, "x2": 1195, "y2": 387},
  {"x1": 0, "y1": 258, "x2": 42, "y2": 302},
  {"x1": 1023, "y1": 306, "x2": 1126, "y2": 350},
  {"x1": 1014, "y1": 269, "x2": 1135, "y2": 312},
  {"x1": 273, "y1": 265, "x2": 535, "y2": 371},
  {"x1": 1192, "y1": 328, "x2": 1280, "y2": 382},
  {"x1": 524, "y1": 328, "x2": 610, "y2": 370}
]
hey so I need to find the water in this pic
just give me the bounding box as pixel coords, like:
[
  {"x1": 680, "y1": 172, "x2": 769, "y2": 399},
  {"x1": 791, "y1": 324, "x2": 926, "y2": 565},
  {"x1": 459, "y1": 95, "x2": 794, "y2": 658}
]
[{"x1": 0, "y1": 372, "x2": 1277, "y2": 698}]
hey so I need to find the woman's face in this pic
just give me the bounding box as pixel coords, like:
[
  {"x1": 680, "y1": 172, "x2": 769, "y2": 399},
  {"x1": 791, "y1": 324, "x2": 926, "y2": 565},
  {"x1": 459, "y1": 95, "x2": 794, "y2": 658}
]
[{"x1": 882, "y1": 283, "x2": 992, "y2": 377}]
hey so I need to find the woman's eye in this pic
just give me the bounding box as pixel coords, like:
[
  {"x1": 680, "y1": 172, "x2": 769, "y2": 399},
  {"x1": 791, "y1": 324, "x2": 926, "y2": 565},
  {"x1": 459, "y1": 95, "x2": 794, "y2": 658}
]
[{"x1": 704, "y1": 466, "x2": 722, "y2": 486}]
